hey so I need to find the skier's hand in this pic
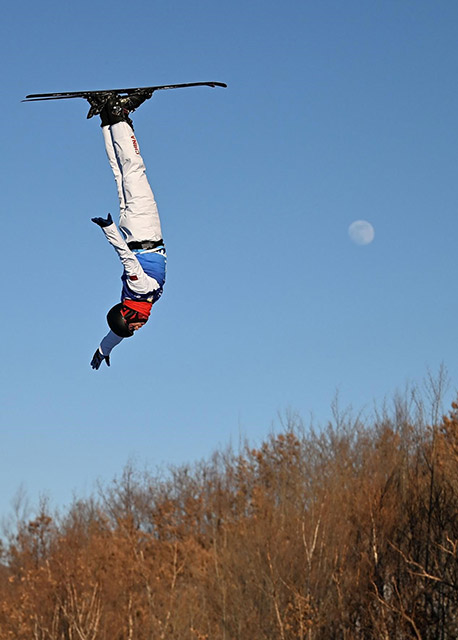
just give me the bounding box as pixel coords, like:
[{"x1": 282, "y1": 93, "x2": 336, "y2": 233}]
[
  {"x1": 91, "y1": 349, "x2": 111, "y2": 370},
  {"x1": 91, "y1": 213, "x2": 113, "y2": 228}
]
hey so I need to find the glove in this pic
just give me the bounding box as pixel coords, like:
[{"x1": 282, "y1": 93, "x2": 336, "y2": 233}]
[
  {"x1": 91, "y1": 213, "x2": 113, "y2": 228},
  {"x1": 91, "y1": 349, "x2": 111, "y2": 370}
]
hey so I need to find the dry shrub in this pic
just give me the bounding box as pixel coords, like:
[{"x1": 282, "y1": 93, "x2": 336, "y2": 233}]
[{"x1": 2, "y1": 383, "x2": 458, "y2": 638}]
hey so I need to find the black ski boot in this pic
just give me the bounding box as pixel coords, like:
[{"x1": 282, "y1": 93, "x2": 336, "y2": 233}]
[
  {"x1": 86, "y1": 93, "x2": 111, "y2": 119},
  {"x1": 118, "y1": 88, "x2": 154, "y2": 112},
  {"x1": 101, "y1": 94, "x2": 132, "y2": 127},
  {"x1": 90, "y1": 90, "x2": 153, "y2": 128}
]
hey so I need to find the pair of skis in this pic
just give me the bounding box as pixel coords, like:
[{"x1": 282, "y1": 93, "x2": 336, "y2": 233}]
[{"x1": 23, "y1": 81, "x2": 227, "y2": 110}]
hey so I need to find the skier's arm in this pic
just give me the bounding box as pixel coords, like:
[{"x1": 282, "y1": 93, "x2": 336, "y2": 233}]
[
  {"x1": 100, "y1": 330, "x2": 124, "y2": 355},
  {"x1": 92, "y1": 215, "x2": 160, "y2": 294},
  {"x1": 91, "y1": 330, "x2": 124, "y2": 370}
]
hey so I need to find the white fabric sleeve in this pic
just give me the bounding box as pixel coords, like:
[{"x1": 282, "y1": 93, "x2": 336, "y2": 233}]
[
  {"x1": 100, "y1": 330, "x2": 124, "y2": 356},
  {"x1": 100, "y1": 222, "x2": 161, "y2": 295}
]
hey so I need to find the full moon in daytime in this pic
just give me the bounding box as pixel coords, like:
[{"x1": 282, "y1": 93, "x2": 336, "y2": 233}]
[{"x1": 348, "y1": 220, "x2": 375, "y2": 245}]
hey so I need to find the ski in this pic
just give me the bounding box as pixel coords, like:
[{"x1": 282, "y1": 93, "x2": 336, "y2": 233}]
[{"x1": 23, "y1": 81, "x2": 227, "y2": 102}]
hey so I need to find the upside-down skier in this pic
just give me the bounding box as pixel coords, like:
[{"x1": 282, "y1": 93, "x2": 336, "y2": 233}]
[
  {"x1": 23, "y1": 81, "x2": 226, "y2": 369},
  {"x1": 88, "y1": 91, "x2": 166, "y2": 370}
]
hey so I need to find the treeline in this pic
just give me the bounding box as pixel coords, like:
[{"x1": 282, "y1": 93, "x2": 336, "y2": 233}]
[{"x1": 2, "y1": 392, "x2": 458, "y2": 639}]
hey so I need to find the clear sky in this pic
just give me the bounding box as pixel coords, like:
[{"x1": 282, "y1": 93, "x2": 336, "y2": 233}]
[{"x1": 2, "y1": 0, "x2": 458, "y2": 522}]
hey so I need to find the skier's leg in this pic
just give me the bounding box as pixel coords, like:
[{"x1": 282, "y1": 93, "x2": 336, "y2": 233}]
[
  {"x1": 109, "y1": 121, "x2": 163, "y2": 244},
  {"x1": 102, "y1": 125, "x2": 126, "y2": 218}
]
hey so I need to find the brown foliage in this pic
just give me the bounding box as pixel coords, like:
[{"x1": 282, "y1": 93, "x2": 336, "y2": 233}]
[{"x1": 2, "y1": 392, "x2": 458, "y2": 638}]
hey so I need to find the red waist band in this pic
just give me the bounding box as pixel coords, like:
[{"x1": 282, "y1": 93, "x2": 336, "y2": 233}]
[{"x1": 122, "y1": 299, "x2": 153, "y2": 319}]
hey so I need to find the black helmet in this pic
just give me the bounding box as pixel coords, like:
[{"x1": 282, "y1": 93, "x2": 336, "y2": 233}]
[{"x1": 107, "y1": 303, "x2": 134, "y2": 338}]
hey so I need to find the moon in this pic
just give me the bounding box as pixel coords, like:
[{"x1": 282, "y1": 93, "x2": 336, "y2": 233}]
[{"x1": 348, "y1": 220, "x2": 375, "y2": 245}]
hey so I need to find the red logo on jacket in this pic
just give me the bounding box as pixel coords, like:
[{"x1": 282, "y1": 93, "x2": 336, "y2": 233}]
[{"x1": 131, "y1": 135, "x2": 140, "y2": 155}]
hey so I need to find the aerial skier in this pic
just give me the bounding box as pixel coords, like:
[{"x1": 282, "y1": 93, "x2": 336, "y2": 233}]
[
  {"x1": 86, "y1": 91, "x2": 167, "y2": 370},
  {"x1": 23, "y1": 82, "x2": 226, "y2": 369}
]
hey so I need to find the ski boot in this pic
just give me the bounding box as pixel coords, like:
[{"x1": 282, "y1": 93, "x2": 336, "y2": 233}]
[
  {"x1": 118, "y1": 89, "x2": 154, "y2": 112},
  {"x1": 87, "y1": 89, "x2": 153, "y2": 128},
  {"x1": 86, "y1": 93, "x2": 111, "y2": 119}
]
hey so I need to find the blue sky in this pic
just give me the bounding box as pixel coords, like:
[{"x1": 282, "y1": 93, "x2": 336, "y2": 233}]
[{"x1": 2, "y1": 0, "x2": 458, "y2": 521}]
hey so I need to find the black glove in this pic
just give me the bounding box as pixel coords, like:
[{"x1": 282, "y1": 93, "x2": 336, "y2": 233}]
[
  {"x1": 91, "y1": 213, "x2": 113, "y2": 228},
  {"x1": 91, "y1": 349, "x2": 111, "y2": 370}
]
